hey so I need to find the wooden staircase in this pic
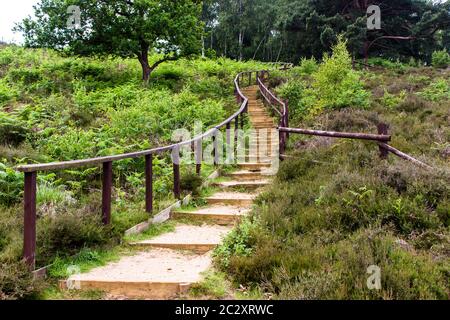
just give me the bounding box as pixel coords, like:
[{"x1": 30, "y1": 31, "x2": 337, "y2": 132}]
[{"x1": 61, "y1": 85, "x2": 279, "y2": 299}]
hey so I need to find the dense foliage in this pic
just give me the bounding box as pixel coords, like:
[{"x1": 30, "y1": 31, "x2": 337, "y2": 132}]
[{"x1": 202, "y1": 0, "x2": 450, "y2": 63}]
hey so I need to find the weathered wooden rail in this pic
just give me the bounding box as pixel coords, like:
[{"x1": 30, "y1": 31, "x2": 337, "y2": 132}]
[{"x1": 16, "y1": 65, "x2": 290, "y2": 270}]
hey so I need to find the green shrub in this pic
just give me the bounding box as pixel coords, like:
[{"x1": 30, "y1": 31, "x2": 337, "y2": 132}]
[
  {"x1": 0, "y1": 261, "x2": 42, "y2": 300},
  {"x1": 42, "y1": 128, "x2": 98, "y2": 161},
  {"x1": 0, "y1": 112, "x2": 30, "y2": 146},
  {"x1": 367, "y1": 58, "x2": 407, "y2": 72},
  {"x1": 8, "y1": 67, "x2": 42, "y2": 85},
  {"x1": 180, "y1": 171, "x2": 203, "y2": 195},
  {"x1": 0, "y1": 161, "x2": 23, "y2": 206},
  {"x1": 309, "y1": 37, "x2": 370, "y2": 115},
  {"x1": 418, "y1": 78, "x2": 450, "y2": 102},
  {"x1": 37, "y1": 184, "x2": 74, "y2": 206},
  {"x1": 432, "y1": 50, "x2": 450, "y2": 69},
  {"x1": 214, "y1": 218, "x2": 258, "y2": 270},
  {"x1": 276, "y1": 80, "x2": 307, "y2": 120},
  {"x1": 37, "y1": 211, "x2": 111, "y2": 262},
  {"x1": 0, "y1": 79, "x2": 17, "y2": 107},
  {"x1": 298, "y1": 57, "x2": 318, "y2": 75},
  {"x1": 379, "y1": 89, "x2": 407, "y2": 108}
]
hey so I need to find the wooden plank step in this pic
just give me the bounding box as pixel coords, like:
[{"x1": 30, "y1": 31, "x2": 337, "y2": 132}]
[
  {"x1": 247, "y1": 156, "x2": 278, "y2": 163},
  {"x1": 130, "y1": 225, "x2": 231, "y2": 253},
  {"x1": 250, "y1": 122, "x2": 275, "y2": 125},
  {"x1": 205, "y1": 192, "x2": 256, "y2": 206},
  {"x1": 250, "y1": 117, "x2": 273, "y2": 121},
  {"x1": 227, "y1": 170, "x2": 274, "y2": 181},
  {"x1": 214, "y1": 180, "x2": 270, "y2": 190},
  {"x1": 59, "y1": 248, "x2": 211, "y2": 299},
  {"x1": 172, "y1": 205, "x2": 249, "y2": 225},
  {"x1": 238, "y1": 162, "x2": 271, "y2": 171}
]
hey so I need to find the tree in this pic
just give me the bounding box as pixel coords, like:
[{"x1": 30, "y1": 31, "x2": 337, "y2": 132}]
[{"x1": 16, "y1": 0, "x2": 204, "y2": 81}]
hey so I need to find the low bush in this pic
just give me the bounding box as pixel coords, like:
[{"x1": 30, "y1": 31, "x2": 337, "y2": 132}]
[
  {"x1": 418, "y1": 78, "x2": 450, "y2": 102},
  {"x1": 298, "y1": 57, "x2": 318, "y2": 75},
  {"x1": 310, "y1": 37, "x2": 370, "y2": 114},
  {"x1": 37, "y1": 210, "x2": 112, "y2": 264},
  {"x1": 0, "y1": 261, "x2": 43, "y2": 300},
  {"x1": 0, "y1": 112, "x2": 30, "y2": 147},
  {"x1": 0, "y1": 79, "x2": 17, "y2": 107},
  {"x1": 180, "y1": 171, "x2": 203, "y2": 196},
  {"x1": 0, "y1": 161, "x2": 23, "y2": 206},
  {"x1": 275, "y1": 80, "x2": 307, "y2": 120},
  {"x1": 432, "y1": 50, "x2": 450, "y2": 69},
  {"x1": 214, "y1": 218, "x2": 258, "y2": 270},
  {"x1": 379, "y1": 89, "x2": 407, "y2": 109}
]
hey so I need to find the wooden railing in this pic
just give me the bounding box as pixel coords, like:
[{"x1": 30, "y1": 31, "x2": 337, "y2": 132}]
[
  {"x1": 16, "y1": 66, "x2": 289, "y2": 270},
  {"x1": 256, "y1": 68, "x2": 290, "y2": 156}
]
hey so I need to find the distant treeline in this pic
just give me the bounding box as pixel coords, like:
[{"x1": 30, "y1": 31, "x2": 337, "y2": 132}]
[{"x1": 202, "y1": 0, "x2": 450, "y2": 63}]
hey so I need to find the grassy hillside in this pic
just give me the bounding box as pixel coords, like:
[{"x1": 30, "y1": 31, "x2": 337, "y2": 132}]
[
  {"x1": 0, "y1": 45, "x2": 267, "y2": 299},
  {"x1": 215, "y1": 43, "x2": 449, "y2": 299}
]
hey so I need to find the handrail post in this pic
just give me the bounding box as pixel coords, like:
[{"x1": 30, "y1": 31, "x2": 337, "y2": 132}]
[
  {"x1": 172, "y1": 146, "x2": 181, "y2": 199},
  {"x1": 279, "y1": 128, "x2": 285, "y2": 161},
  {"x1": 378, "y1": 123, "x2": 389, "y2": 159},
  {"x1": 213, "y1": 130, "x2": 219, "y2": 167},
  {"x1": 226, "y1": 122, "x2": 232, "y2": 164},
  {"x1": 102, "y1": 161, "x2": 112, "y2": 225},
  {"x1": 196, "y1": 139, "x2": 202, "y2": 176},
  {"x1": 145, "y1": 154, "x2": 153, "y2": 214},
  {"x1": 284, "y1": 99, "x2": 289, "y2": 140},
  {"x1": 23, "y1": 171, "x2": 37, "y2": 270},
  {"x1": 235, "y1": 116, "x2": 239, "y2": 160}
]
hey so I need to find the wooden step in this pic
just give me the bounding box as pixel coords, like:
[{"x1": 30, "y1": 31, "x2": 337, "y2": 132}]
[
  {"x1": 248, "y1": 111, "x2": 268, "y2": 114},
  {"x1": 130, "y1": 224, "x2": 231, "y2": 253},
  {"x1": 250, "y1": 117, "x2": 273, "y2": 121},
  {"x1": 214, "y1": 180, "x2": 270, "y2": 190},
  {"x1": 59, "y1": 248, "x2": 211, "y2": 299},
  {"x1": 227, "y1": 170, "x2": 274, "y2": 181},
  {"x1": 252, "y1": 122, "x2": 276, "y2": 126},
  {"x1": 238, "y1": 162, "x2": 271, "y2": 171},
  {"x1": 247, "y1": 156, "x2": 278, "y2": 163},
  {"x1": 205, "y1": 192, "x2": 256, "y2": 206},
  {"x1": 253, "y1": 125, "x2": 276, "y2": 129},
  {"x1": 172, "y1": 205, "x2": 248, "y2": 225}
]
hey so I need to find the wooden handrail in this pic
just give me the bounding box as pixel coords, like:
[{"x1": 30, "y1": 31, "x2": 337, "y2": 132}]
[
  {"x1": 279, "y1": 127, "x2": 391, "y2": 142},
  {"x1": 256, "y1": 67, "x2": 292, "y2": 158},
  {"x1": 279, "y1": 126, "x2": 432, "y2": 169}
]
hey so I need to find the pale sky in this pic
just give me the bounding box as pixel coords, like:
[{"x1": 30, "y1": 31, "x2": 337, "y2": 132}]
[{"x1": 0, "y1": 0, "x2": 39, "y2": 44}]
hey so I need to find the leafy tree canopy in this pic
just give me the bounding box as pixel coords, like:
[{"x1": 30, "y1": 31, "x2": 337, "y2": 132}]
[
  {"x1": 202, "y1": 0, "x2": 450, "y2": 63},
  {"x1": 17, "y1": 0, "x2": 204, "y2": 81}
]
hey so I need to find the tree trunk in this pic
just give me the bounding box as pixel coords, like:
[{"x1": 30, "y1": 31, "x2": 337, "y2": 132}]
[
  {"x1": 238, "y1": 0, "x2": 243, "y2": 61},
  {"x1": 364, "y1": 40, "x2": 369, "y2": 65},
  {"x1": 239, "y1": 30, "x2": 243, "y2": 61},
  {"x1": 201, "y1": 35, "x2": 205, "y2": 58},
  {"x1": 138, "y1": 43, "x2": 151, "y2": 82}
]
